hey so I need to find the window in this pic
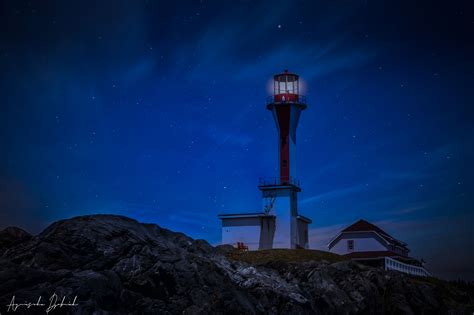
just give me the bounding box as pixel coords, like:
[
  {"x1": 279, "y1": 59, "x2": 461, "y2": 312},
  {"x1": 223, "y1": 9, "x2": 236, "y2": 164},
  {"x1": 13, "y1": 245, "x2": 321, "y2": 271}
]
[
  {"x1": 347, "y1": 240, "x2": 354, "y2": 251},
  {"x1": 279, "y1": 81, "x2": 286, "y2": 93},
  {"x1": 287, "y1": 81, "x2": 294, "y2": 93}
]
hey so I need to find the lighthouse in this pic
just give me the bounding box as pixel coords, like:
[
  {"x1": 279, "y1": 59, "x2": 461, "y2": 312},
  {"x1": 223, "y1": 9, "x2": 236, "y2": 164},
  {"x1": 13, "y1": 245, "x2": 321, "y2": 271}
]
[
  {"x1": 266, "y1": 70, "x2": 306, "y2": 185},
  {"x1": 218, "y1": 70, "x2": 312, "y2": 250}
]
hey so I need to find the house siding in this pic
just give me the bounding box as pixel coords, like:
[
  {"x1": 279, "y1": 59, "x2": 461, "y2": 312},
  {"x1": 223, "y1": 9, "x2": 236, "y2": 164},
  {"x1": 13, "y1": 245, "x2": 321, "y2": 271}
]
[{"x1": 330, "y1": 236, "x2": 387, "y2": 255}]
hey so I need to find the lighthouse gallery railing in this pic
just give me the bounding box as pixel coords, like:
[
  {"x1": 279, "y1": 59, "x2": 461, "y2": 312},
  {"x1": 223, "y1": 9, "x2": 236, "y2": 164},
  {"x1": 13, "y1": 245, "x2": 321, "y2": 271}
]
[{"x1": 258, "y1": 176, "x2": 300, "y2": 188}]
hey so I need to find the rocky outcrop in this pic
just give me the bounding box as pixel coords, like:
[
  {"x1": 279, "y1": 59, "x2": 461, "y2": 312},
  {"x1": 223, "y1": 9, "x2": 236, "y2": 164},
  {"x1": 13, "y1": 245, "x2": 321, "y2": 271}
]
[
  {"x1": 0, "y1": 226, "x2": 31, "y2": 255},
  {"x1": 0, "y1": 215, "x2": 472, "y2": 314}
]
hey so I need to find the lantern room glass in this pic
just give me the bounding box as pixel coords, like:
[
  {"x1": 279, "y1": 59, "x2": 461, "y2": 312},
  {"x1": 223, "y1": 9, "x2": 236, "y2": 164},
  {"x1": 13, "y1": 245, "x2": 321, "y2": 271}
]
[{"x1": 274, "y1": 75, "x2": 299, "y2": 95}]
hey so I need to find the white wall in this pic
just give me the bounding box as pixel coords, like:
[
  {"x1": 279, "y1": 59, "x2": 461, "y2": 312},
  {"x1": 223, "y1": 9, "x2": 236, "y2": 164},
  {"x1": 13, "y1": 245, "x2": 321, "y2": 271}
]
[
  {"x1": 296, "y1": 219, "x2": 309, "y2": 249},
  {"x1": 222, "y1": 225, "x2": 261, "y2": 250},
  {"x1": 221, "y1": 218, "x2": 262, "y2": 250},
  {"x1": 261, "y1": 187, "x2": 295, "y2": 249},
  {"x1": 259, "y1": 217, "x2": 275, "y2": 250},
  {"x1": 330, "y1": 237, "x2": 387, "y2": 255},
  {"x1": 273, "y1": 193, "x2": 292, "y2": 249}
]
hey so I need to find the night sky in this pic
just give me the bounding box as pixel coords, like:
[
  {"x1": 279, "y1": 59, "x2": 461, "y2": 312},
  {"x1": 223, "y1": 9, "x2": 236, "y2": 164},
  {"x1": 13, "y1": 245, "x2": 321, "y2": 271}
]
[{"x1": 1, "y1": 1, "x2": 473, "y2": 280}]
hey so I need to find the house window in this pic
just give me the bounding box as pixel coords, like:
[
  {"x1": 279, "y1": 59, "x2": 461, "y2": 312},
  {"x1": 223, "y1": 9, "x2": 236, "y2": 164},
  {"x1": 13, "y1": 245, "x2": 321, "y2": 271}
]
[{"x1": 347, "y1": 240, "x2": 354, "y2": 251}]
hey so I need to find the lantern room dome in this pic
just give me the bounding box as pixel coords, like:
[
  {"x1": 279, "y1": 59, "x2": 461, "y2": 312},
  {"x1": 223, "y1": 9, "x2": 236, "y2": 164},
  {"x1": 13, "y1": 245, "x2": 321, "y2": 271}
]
[
  {"x1": 273, "y1": 70, "x2": 299, "y2": 95},
  {"x1": 267, "y1": 70, "x2": 306, "y2": 108}
]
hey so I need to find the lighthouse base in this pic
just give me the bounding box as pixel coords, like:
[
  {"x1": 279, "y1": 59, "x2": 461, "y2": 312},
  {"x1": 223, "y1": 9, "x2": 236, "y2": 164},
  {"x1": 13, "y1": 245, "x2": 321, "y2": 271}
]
[
  {"x1": 259, "y1": 184, "x2": 309, "y2": 249},
  {"x1": 218, "y1": 183, "x2": 311, "y2": 250}
]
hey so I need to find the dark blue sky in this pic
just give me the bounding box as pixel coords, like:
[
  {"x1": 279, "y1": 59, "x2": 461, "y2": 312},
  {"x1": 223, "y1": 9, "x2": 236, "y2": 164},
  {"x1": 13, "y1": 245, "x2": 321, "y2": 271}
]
[{"x1": 1, "y1": 1, "x2": 473, "y2": 280}]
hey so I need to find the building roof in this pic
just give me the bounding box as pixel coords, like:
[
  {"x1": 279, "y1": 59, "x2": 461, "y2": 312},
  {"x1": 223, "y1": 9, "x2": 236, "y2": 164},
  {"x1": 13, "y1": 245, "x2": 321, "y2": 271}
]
[
  {"x1": 341, "y1": 219, "x2": 408, "y2": 248},
  {"x1": 218, "y1": 212, "x2": 275, "y2": 220},
  {"x1": 296, "y1": 215, "x2": 312, "y2": 224},
  {"x1": 327, "y1": 219, "x2": 408, "y2": 251}
]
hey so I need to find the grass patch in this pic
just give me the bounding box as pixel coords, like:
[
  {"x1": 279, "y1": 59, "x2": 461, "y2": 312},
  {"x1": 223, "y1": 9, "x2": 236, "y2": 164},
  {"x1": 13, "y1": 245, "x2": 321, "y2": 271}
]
[{"x1": 226, "y1": 249, "x2": 345, "y2": 265}]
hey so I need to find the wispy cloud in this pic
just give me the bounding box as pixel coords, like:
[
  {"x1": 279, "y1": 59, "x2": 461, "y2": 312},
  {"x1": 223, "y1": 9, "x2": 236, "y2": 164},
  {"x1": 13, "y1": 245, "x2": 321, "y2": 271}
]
[
  {"x1": 300, "y1": 165, "x2": 430, "y2": 207},
  {"x1": 386, "y1": 203, "x2": 428, "y2": 215},
  {"x1": 170, "y1": 2, "x2": 374, "y2": 83},
  {"x1": 300, "y1": 183, "x2": 369, "y2": 205},
  {"x1": 207, "y1": 125, "x2": 253, "y2": 147}
]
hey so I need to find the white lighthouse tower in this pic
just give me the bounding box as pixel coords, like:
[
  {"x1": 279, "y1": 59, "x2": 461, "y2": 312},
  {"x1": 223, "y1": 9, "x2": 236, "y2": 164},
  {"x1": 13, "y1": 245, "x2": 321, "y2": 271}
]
[{"x1": 218, "y1": 70, "x2": 311, "y2": 250}]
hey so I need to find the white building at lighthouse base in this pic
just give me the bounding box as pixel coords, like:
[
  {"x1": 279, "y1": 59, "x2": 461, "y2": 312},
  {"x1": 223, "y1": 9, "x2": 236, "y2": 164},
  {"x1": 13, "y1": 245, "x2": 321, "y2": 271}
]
[{"x1": 218, "y1": 179, "x2": 311, "y2": 250}]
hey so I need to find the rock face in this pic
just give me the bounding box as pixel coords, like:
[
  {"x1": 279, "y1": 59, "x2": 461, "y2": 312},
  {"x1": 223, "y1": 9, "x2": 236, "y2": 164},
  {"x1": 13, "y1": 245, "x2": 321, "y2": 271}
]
[
  {"x1": 0, "y1": 226, "x2": 31, "y2": 255},
  {"x1": 0, "y1": 215, "x2": 472, "y2": 314}
]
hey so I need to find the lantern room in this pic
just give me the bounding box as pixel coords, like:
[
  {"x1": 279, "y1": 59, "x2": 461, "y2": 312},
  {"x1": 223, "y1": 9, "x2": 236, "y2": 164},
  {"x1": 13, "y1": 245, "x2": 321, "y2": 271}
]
[{"x1": 273, "y1": 70, "x2": 300, "y2": 103}]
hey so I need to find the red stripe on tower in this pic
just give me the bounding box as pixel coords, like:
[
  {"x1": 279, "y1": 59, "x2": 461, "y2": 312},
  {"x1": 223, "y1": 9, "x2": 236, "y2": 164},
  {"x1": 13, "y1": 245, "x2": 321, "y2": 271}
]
[{"x1": 275, "y1": 105, "x2": 290, "y2": 182}]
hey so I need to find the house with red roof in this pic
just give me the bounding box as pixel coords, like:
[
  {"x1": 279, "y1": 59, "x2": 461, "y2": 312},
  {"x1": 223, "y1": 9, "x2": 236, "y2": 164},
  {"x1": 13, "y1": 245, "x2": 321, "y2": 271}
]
[{"x1": 328, "y1": 219, "x2": 430, "y2": 277}]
